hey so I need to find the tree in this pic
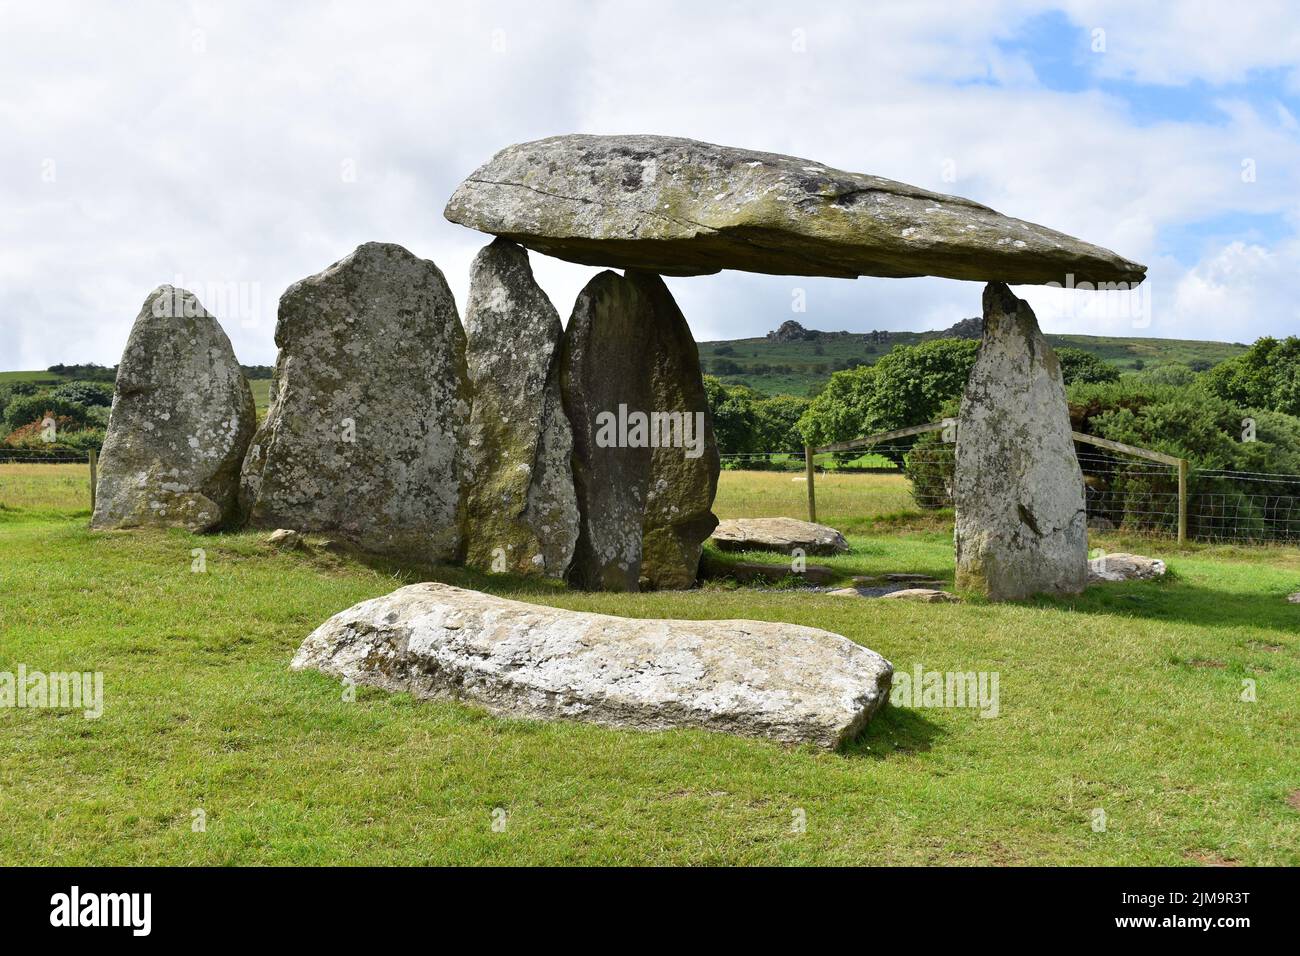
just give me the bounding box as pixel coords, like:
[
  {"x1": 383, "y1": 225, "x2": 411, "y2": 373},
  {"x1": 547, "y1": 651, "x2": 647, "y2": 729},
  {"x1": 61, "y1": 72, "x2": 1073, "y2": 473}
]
[
  {"x1": 1202, "y1": 336, "x2": 1300, "y2": 417},
  {"x1": 796, "y1": 338, "x2": 979, "y2": 449},
  {"x1": 1055, "y1": 347, "x2": 1119, "y2": 386}
]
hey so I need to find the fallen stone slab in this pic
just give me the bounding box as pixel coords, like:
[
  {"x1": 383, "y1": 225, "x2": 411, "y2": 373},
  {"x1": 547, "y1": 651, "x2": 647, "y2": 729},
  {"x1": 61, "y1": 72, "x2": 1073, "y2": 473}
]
[
  {"x1": 711, "y1": 517, "x2": 849, "y2": 556},
  {"x1": 705, "y1": 559, "x2": 836, "y2": 587},
  {"x1": 828, "y1": 586, "x2": 959, "y2": 602},
  {"x1": 881, "y1": 588, "x2": 961, "y2": 603},
  {"x1": 92, "y1": 286, "x2": 256, "y2": 533},
  {"x1": 291, "y1": 582, "x2": 893, "y2": 750},
  {"x1": 445, "y1": 134, "x2": 1146, "y2": 285},
  {"x1": 1087, "y1": 552, "x2": 1167, "y2": 583},
  {"x1": 954, "y1": 283, "x2": 1088, "y2": 600},
  {"x1": 266, "y1": 529, "x2": 303, "y2": 550},
  {"x1": 1287, "y1": 592, "x2": 1300, "y2": 604}
]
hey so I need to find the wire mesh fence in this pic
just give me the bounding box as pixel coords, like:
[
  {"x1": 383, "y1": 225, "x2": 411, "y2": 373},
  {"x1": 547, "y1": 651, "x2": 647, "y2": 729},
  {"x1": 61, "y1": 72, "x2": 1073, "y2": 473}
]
[{"x1": 721, "y1": 438, "x2": 1300, "y2": 546}]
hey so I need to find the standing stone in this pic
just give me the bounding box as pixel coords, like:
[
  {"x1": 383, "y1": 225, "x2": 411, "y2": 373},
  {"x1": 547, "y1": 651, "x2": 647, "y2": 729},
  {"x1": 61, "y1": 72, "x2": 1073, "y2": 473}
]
[
  {"x1": 954, "y1": 282, "x2": 1087, "y2": 600},
  {"x1": 92, "y1": 286, "x2": 255, "y2": 532},
  {"x1": 560, "y1": 271, "x2": 655, "y2": 590},
  {"x1": 463, "y1": 238, "x2": 577, "y2": 577},
  {"x1": 240, "y1": 242, "x2": 469, "y2": 561},
  {"x1": 560, "y1": 271, "x2": 719, "y2": 590},
  {"x1": 633, "y1": 272, "x2": 720, "y2": 589}
]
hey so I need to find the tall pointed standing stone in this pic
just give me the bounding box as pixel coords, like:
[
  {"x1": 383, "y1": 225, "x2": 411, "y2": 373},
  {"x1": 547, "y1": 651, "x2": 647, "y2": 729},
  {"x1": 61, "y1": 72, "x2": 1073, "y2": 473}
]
[
  {"x1": 560, "y1": 271, "x2": 655, "y2": 591},
  {"x1": 92, "y1": 286, "x2": 256, "y2": 532},
  {"x1": 462, "y1": 238, "x2": 577, "y2": 577},
  {"x1": 560, "y1": 271, "x2": 719, "y2": 591},
  {"x1": 954, "y1": 282, "x2": 1087, "y2": 600},
  {"x1": 630, "y1": 272, "x2": 720, "y2": 589},
  {"x1": 239, "y1": 243, "x2": 469, "y2": 561}
]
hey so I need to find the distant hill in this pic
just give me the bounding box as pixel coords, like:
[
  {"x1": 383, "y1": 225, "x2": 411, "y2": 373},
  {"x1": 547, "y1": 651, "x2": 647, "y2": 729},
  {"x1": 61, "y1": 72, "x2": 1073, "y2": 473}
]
[
  {"x1": 0, "y1": 365, "x2": 276, "y2": 415},
  {"x1": 703, "y1": 320, "x2": 1247, "y2": 396},
  {"x1": 3, "y1": 330, "x2": 1248, "y2": 411}
]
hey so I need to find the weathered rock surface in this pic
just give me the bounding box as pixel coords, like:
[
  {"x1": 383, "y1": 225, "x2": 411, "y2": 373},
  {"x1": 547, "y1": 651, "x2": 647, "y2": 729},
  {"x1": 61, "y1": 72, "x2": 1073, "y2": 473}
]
[
  {"x1": 954, "y1": 283, "x2": 1088, "y2": 600},
  {"x1": 266, "y1": 529, "x2": 303, "y2": 550},
  {"x1": 1288, "y1": 592, "x2": 1300, "y2": 604},
  {"x1": 240, "y1": 243, "x2": 469, "y2": 561},
  {"x1": 635, "y1": 272, "x2": 720, "y2": 589},
  {"x1": 1087, "y1": 552, "x2": 1167, "y2": 583},
  {"x1": 711, "y1": 517, "x2": 849, "y2": 556},
  {"x1": 560, "y1": 270, "x2": 719, "y2": 590},
  {"x1": 880, "y1": 588, "x2": 961, "y2": 603},
  {"x1": 828, "y1": 586, "x2": 959, "y2": 602},
  {"x1": 291, "y1": 582, "x2": 893, "y2": 750},
  {"x1": 445, "y1": 135, "x2": 1146, "y2": 285},
  {"x1": 462, "y1": 238, "x2": 577, "y2": 577},
  {"x1": 92, "y1": 286, "x2": 255, "y2": 532},
  {"x1": 702, "y1": 558, "x2": 836, "y2": 587}
]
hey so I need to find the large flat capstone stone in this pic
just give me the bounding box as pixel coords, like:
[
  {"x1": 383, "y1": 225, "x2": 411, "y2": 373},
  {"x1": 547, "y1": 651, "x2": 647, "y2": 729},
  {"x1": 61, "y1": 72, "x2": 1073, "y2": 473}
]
[
  {"x1": 92, "y1": 286, "x2": 256, "y2": 532},
  {"x1": 711, "y1": 517, "x2": 849, "y2": 556},
  {"x1": 291, "y1": 583, "x2": 893, "y2": 750},
  {"x1": 239, "y1": 243, "x2": 469, "y2": 561},
  {"x1": 445, "y1": 135, "x2": 1146, "y2": 285},
  {"x1": 954, "y1": 283, "x2": 1088, "y2": 600}
]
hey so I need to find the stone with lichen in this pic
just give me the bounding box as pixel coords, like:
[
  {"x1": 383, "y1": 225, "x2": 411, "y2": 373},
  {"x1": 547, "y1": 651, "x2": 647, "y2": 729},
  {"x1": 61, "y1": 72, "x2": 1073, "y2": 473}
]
[
  {"x1": 462, "y1": 238, "x2": 577, "y2": 577},
  {"x1": 953, "y1": 282, "x2": 1087, "y2": 600},
  {"x1": 292, "y1": 582, "x2": 894, "y2": 751},
  {"x1": 239, "y1": 242, "x2": 469, "y2": 561},
  {"x1": 445, "y1": 135, "x2": 1146, "y2": 285},
  {"x1": 560, "y1": 270, "x2": 718, "y2": 591},
  {"x1": 92, "y1": 286, "x2": 255, "y2": 533}
]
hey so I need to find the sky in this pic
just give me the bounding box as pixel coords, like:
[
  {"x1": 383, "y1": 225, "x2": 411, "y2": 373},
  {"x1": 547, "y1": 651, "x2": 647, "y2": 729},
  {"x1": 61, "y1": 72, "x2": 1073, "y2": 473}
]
[{"x1": 3, "y1": 0, "x2": 1299, "y2": 370}]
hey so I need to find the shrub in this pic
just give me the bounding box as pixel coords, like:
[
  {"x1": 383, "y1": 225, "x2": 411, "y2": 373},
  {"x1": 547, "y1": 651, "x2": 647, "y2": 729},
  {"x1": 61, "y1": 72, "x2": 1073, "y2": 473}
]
[
  {"x1": 1056, "y1": 347, "x2": 1120, "y2": 386},
  {"x1": 797, "y1": 338, "x2": 978, "y2": 457},
  {"x1": 1202, "y1": 335, "x2": 1300, "y2": 417}
]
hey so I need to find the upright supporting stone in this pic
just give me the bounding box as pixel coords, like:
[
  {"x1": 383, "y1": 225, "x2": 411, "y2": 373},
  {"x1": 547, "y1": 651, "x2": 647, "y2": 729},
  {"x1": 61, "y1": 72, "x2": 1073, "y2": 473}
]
[
  {"x1": 954, "y1": 282, "x2": 1087, "y2": 600},
  {"x1": 560, "y1": 270, "x2": 720, "y2": 591},
  {"x1": 631, "y1": 271, "x2": 720, "y2": 590},
  {"x1": 239, "y1": 243, "x2": 469, "y2": 561},
  {"x1": 462, "y1": 238, "x2": 578, "y2": 577},
  {"x1": 561, "y1": 272, "x2": 655, "y2": 591},
  {"x1": 92, "y1": 286, "x2": 256, "y2": 532}
]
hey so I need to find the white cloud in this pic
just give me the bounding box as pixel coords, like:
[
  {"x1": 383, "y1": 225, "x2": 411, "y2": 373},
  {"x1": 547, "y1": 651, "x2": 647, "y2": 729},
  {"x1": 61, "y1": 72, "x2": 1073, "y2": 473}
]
[
  {"x1": 1, "y1": 0, "x2": 1298, "y2": 371},
  {"x1": 1171, "y1": 240, "x2": 1300, "y2": 340}
]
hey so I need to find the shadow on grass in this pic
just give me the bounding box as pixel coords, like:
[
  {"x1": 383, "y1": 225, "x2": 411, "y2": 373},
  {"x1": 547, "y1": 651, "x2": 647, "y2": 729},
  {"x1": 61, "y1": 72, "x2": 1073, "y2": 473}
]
[
  {"x1": 841, "y1": 704, "x2": 945, "y2": 760},
  {"x1": 1031, "y1": 575, "x2": 1300, "y2": 637},
  {"x1": 325, "y1": 545, "x2": 574, "y2": 599}
]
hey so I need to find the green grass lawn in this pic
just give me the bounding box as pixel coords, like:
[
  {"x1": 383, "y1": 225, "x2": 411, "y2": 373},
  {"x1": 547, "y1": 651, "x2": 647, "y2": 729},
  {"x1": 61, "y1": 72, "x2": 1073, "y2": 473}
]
[{"x1": 1, "y1": 467, "x2": 1297, "y2": 865}]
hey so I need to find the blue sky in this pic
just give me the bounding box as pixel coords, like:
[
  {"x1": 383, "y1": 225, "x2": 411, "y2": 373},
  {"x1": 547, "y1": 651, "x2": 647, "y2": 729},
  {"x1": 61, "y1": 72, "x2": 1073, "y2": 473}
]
[{"x1": 2, "y1": 0, "x2": 1300, "y2": 369}]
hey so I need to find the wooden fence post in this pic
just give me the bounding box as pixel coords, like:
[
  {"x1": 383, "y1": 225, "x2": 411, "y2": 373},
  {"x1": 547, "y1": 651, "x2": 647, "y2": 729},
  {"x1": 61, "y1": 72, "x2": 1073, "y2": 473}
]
[
  {"x1": 804, "y1": 444, "x2": 817, "y2": 524},
  {"x1": 1177, "y1": 458, "x2": 1188, "y2": 545},
  {"x1": 88, "y1": 448, "x2": 97, "y2": 511}
]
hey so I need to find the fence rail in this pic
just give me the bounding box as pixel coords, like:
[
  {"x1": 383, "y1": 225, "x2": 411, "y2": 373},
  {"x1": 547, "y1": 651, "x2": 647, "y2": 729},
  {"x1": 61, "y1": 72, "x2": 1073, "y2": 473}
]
[
  {"x1": 5, "y1": 447, "x2": 1299, "y2": 546},
  {"x1": 720, "y1": 436, "x2": 1300, "y2": 546}
]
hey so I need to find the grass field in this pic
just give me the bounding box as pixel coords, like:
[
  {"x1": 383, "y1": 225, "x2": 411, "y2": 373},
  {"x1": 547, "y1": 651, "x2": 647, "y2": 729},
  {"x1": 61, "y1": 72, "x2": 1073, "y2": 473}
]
[{"x1": 1, "y1": 465, "x2": 1297, "y2": 865}]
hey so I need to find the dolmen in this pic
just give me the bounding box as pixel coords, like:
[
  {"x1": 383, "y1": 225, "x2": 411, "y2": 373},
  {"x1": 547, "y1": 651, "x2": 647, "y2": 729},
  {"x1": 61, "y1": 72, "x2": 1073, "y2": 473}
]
[{"x1": 94, "y1": 133, "x2": 1145, "y2": 600}]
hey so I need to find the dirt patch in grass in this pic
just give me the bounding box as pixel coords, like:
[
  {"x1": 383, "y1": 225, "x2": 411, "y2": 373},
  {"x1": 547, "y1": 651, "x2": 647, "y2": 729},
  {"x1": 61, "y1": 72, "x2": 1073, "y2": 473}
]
[{"x1": 1184, "y1": 850, "x2": 1239, "y2": 867}]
